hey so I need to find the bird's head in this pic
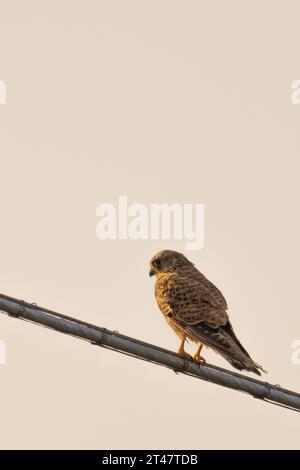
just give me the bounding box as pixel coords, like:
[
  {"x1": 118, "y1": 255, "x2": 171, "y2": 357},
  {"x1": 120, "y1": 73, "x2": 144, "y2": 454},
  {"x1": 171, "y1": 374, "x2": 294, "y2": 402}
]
[{"x1": 149, "y1": 250, "x2": 194, "y2": 277}]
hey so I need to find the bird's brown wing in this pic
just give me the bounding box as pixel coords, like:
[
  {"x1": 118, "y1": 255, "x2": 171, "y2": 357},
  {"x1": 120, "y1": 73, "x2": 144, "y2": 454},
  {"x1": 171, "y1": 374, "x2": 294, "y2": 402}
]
[
  {"x1": 166, "y1": 273, "x2": 262, "y2": 374},
  {"x1": 192, "y1": 270, "x2": 228, "y2": 311},
  {"x1": 165, "y1": 273, "x2": 229, "y2": 327}
]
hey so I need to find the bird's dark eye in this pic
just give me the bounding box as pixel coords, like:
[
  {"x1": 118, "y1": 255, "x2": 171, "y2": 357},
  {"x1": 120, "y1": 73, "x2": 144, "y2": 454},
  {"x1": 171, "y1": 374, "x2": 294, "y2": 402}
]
[{"x1": 153, "y1": 259, "x2": 162, "y2": 269}]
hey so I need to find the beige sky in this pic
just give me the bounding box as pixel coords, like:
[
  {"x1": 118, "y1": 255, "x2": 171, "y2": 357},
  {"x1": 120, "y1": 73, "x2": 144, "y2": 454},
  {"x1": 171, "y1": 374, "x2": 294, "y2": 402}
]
[{"x1": 0, "y1": 0, "x2": 300, "y2": 449}]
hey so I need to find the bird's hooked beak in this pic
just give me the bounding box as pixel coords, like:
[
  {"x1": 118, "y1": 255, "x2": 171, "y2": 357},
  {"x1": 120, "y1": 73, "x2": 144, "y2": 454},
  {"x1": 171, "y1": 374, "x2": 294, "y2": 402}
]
[{"x1": 149, "y1": 268, "x2": 155, "y2": 277}]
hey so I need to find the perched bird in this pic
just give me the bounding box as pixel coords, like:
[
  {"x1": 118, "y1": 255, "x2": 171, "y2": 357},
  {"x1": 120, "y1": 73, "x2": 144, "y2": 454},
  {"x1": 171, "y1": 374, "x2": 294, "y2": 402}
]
[{"x1": 149, "y1": 250, "x2": 266, "y2": 375}]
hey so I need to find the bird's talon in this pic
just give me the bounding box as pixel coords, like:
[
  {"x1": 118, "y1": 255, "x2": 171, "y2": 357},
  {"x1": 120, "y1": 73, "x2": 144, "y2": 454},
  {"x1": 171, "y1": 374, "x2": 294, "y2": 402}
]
[
  {"x1": 178, "y1": 350, "x2": 192, "y2": 360},
  {"x1": 193, "y1": 355, "x2": 206, "y2": 364}
]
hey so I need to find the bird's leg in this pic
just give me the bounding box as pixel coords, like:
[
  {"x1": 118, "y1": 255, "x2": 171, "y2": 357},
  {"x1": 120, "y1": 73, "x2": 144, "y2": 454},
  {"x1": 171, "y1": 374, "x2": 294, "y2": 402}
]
[
  {"x1": 177, "y1": 335, "x2": 192, "y2": 360},
  {"x1": 193, "y1": 343, "x2": 206, "y2": 364}
]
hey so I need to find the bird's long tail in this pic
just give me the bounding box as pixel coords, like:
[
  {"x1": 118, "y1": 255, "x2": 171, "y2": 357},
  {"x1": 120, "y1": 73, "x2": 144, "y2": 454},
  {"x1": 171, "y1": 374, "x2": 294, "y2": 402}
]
[
  {"x1": 224, "y1": 355, "x2": 268, "y2": 376},
  {"x1": 186, "y1": 321, "x2": 268, "y2": 376},
  {"x1": 215, "y1": 324, "x2": 268, "y2": 376}
]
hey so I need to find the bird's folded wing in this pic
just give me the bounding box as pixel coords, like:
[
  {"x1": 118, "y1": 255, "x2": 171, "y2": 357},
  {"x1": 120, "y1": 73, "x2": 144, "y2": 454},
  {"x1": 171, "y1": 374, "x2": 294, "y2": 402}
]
[
  {"x1": 166, "y1": 274, "x2": 229, "y2": 326},
  {"x1": 184, "y1": 321, "x2": 238, "y2": 356},
  {"x1": 165, "y1": 275, "x2": 242, "y2": 355}
]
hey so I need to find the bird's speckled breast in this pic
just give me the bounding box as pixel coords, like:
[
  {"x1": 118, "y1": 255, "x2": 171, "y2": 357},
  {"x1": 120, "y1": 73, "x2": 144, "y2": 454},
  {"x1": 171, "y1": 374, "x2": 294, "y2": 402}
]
[
  {"x1": 155, "y1": 273, "x2": 196, "y2": 342},
  {"x1": 155, "y1": 273, "x2": 172, "y2": 315}
]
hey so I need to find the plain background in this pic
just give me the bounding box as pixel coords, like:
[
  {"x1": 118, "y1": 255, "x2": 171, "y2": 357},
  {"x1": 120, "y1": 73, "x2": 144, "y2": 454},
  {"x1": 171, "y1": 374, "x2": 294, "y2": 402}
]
[{"x1": 0, "y1": 1, "x2": 300, "y2": 449}]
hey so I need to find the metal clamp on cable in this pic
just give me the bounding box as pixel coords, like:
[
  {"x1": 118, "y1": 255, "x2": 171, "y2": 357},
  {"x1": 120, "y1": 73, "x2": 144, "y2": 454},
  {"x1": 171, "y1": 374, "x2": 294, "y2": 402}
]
[
  {"x1": 90, "y1": 328, "x2": 110, "y2": 347},
  {"x1": 173, "y1": 357, "x2": 191, "y2": 375},
  {"x1": 7, "y1": 300, "x2": 27, "y2": 318},
  {"x1": 252, "y1": 381, "x2": 271, "y2": 400}
]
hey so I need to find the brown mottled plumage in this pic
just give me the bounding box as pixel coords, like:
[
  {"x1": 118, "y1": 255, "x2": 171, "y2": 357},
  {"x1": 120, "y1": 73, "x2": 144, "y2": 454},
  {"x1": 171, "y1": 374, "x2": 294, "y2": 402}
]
[{"x1": 149, "y1": 250, "x2": 266, "y2": 375}]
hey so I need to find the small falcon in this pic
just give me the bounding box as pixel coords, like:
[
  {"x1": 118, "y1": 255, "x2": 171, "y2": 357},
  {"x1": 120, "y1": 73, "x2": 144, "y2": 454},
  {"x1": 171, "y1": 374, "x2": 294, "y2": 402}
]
[{"x1": 149, "y1": 250, "x2": 266, "y2": 375}]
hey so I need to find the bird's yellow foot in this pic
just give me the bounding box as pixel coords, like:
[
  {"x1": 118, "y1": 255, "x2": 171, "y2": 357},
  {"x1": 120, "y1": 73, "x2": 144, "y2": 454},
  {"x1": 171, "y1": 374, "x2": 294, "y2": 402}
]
[
  {"x1": 193, "y1": 353, "x2": 206, "y2": 364},
  {"x1": 177, "y1": 348, "x2": 192, "y2": 360},
  {"x1": 177, "y1": 336, "x2": 192, "y2": 360},
  {"x1": 193, "y1": 343, "x2": 206, "y2": 364}
]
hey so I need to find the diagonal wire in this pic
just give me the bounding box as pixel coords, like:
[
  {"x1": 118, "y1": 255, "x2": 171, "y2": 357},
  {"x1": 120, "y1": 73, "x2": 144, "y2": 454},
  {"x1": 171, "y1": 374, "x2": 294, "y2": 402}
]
[{"x1": 0, "y1": 292, "x2": 300, "y2": 413}]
